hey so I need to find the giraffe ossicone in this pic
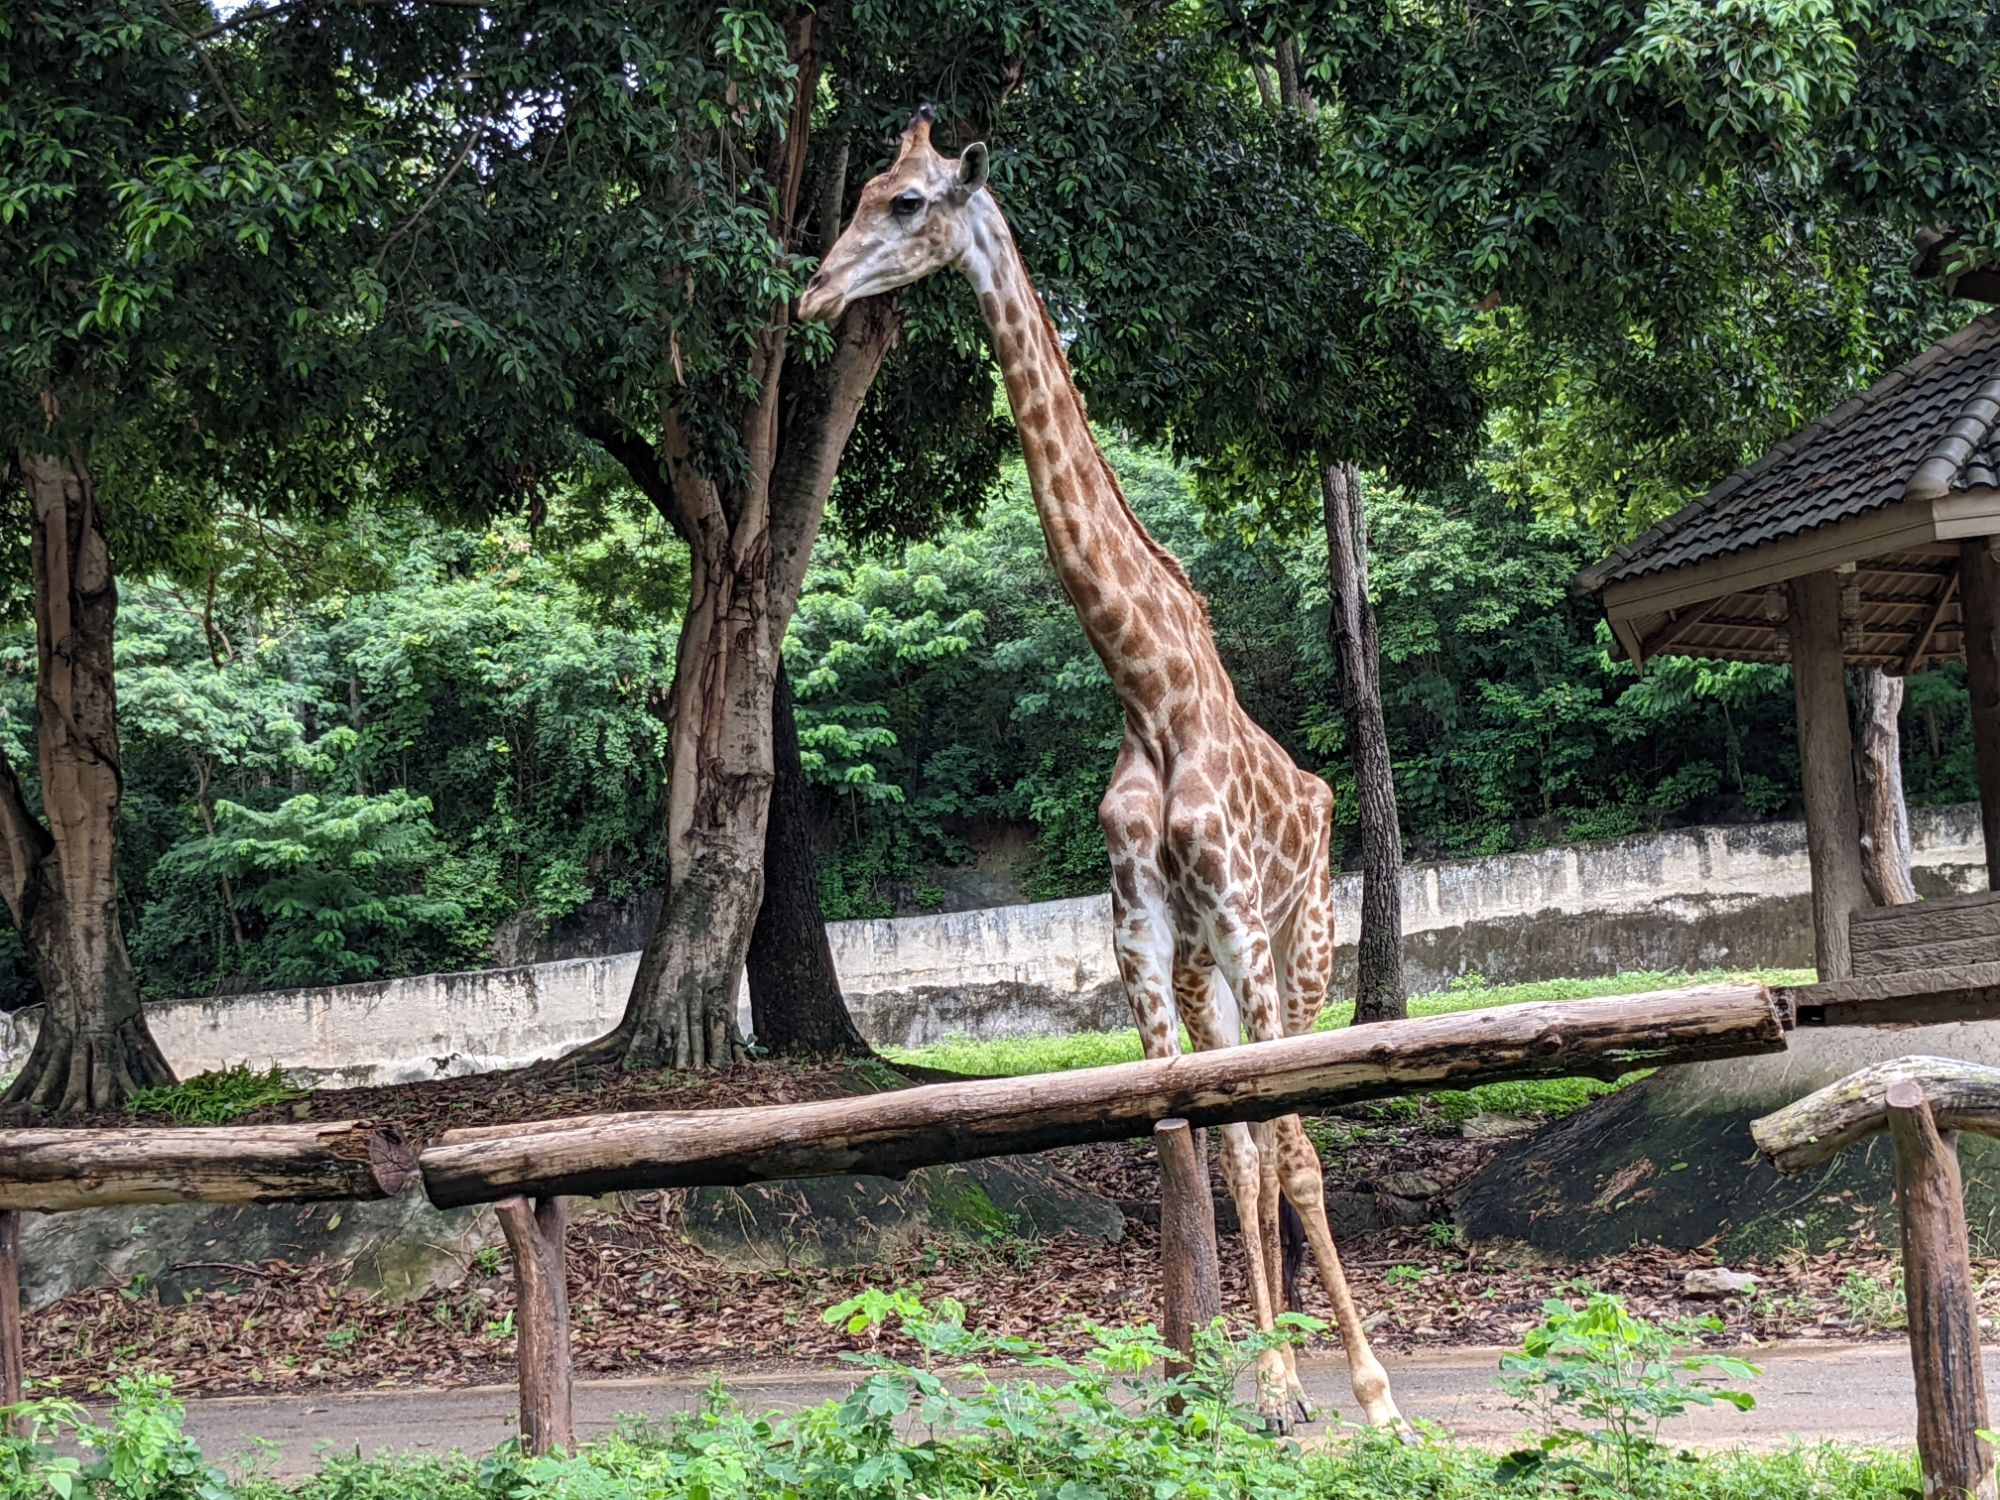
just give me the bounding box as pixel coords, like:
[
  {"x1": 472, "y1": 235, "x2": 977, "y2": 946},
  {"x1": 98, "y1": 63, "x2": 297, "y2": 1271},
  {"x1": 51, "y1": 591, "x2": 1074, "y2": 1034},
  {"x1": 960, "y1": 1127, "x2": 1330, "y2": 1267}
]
[{"x1": 801, "y1": 107, "x2": 1406, "y2": 1436}]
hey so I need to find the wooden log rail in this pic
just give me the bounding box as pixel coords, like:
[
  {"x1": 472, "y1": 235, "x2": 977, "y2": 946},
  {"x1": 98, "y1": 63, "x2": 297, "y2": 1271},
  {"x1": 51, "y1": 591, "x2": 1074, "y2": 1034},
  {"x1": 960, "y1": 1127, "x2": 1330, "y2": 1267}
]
[
  {"x1": 420, "y1": 984, "x2": 1786, "y2": 1207},
  {"x1": 0, "y1": 1120, "x2": 418, "y2": 1213},
  {"x1": 1753, "y1": 1057, "x2": 2000, "y2": 1500},
  {"x1": 0, "y1": 1120, "x2": 415, "y2": 1435}
]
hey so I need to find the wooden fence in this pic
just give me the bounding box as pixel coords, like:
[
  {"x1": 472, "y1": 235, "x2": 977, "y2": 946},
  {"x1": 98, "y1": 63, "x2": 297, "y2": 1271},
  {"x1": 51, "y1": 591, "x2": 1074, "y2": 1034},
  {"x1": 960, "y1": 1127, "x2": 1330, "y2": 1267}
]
[
  {"x1": 3, "y1": 977, "x2": 1976, "y2": 1463},
  {"x1": 1754, "y1": 1056, "x2": 2000, "y2": 1500}
]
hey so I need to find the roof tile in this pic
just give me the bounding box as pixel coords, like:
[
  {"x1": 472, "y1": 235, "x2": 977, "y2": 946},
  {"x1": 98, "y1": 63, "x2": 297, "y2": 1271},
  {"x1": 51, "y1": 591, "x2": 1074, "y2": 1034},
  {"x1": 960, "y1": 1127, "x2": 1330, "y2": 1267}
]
[{"x1": 1579, "y1": 314, "x2": 2000, "y2": 592}]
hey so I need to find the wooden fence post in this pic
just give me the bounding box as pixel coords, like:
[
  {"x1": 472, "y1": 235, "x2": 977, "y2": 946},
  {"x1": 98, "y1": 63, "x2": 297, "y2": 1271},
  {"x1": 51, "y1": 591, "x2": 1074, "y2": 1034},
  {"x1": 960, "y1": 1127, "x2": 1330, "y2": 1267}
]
[
  {"x1": 1885, "y1": 1079, "x2": 1997, "y2": 1500},
  {"x1": 0, "y1": 1209, "x2": 21, "y2": 1425},
  {"x1": 496, "y1": 1195, "x2": 573, "y2": 1456},
  {"x1": 1155, "y1": 1119, "x2": 1221, "y2": 1380}
]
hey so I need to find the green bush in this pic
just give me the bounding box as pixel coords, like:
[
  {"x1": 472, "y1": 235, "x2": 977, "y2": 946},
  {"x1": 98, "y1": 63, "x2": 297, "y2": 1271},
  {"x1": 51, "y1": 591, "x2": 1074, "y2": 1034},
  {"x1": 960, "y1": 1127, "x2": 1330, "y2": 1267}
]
[{"x1": 2, "y1": 1375, "x2": 230, "y2": 1500}]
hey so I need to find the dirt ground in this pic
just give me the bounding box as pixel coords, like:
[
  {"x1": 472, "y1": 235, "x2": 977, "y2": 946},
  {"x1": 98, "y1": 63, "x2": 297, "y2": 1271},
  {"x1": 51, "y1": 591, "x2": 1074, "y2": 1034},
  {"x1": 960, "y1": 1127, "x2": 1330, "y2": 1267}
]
[{"x1": 29, "y1": 1057, "x2": 1961, "y2": 1397}]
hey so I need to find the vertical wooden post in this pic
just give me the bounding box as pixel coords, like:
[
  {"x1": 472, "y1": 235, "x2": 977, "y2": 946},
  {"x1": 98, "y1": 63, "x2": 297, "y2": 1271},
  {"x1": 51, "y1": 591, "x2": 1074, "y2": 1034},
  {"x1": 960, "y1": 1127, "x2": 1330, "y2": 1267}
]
[
  {"x1": 1959, "y1": 540, "x2": 2000, "y2": 891},
  {"x1": 1155, "y1": 1118, "x2": 1222, "y2": 1379},
  {"x1": 1787, "y1": 570, "x2": 1871, "y2": 978},
  {"x1": 496, "y1": 1195, "x2": 573, "y2": 1456},
  {"x1": 0, "y1": 1209, "x2": 21, "y2": 1425},
  {"x1": 1885, "y1": 1078, "x2": 1996, "y2": 1500}
]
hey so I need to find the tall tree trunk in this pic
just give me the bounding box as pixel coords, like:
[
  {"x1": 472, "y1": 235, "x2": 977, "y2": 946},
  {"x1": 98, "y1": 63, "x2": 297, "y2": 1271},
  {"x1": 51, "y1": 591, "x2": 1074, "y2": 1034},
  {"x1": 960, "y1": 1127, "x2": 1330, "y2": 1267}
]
[
  {"x1": 0, "y1": 450, "x2": 174, "y2": 1118},
  {"x1": 587, "y1": 549, "x2": 776, "y2": 1070},
  {"x1": 1855, "y1": 664, "x2": 1917, "y2": 906},
  {"x1": 748, "y1": 663, "x2": 871, "y2": 1057},
  {"x1": 571, "y1": 311, "x2": 900, "y2": 1073},
  {"x1": 1321, "y1": 463, "x2": 1406, "y2": 1024}
]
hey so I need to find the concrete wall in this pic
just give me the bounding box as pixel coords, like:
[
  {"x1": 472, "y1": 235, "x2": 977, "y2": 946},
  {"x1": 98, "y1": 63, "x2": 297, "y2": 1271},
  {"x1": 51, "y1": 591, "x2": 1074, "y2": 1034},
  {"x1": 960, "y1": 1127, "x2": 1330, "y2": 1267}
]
[{"x1": 1, "y1": 805, "x2": 1988, "y2": 1087}]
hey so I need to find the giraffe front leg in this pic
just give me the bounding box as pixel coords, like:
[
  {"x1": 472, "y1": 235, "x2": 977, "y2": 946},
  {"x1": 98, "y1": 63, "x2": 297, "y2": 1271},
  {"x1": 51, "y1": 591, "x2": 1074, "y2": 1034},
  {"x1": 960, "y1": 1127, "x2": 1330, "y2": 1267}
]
[
  {"x1": 1214, "y1": 1120, "x2": 1297, "y2": 1430},
  {"x1": 1275, "y1": 1114, "x2": 1411, "y2": 1438}
]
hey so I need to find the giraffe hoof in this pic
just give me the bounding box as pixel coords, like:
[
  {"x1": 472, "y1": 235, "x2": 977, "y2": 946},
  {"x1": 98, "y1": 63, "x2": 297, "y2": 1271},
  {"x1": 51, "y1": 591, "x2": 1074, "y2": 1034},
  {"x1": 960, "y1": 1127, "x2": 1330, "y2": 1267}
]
[{"x1": 1292, "y1": 1395, "x2": 1315, "y2": 1427}]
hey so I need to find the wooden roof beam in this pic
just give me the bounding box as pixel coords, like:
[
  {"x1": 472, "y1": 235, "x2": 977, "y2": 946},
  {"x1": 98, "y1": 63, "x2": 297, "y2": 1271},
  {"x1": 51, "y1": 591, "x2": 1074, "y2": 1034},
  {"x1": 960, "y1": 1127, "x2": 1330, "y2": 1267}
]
[{"x1": 1905, "y1": 567, "x2": 1962, "y2": 674}]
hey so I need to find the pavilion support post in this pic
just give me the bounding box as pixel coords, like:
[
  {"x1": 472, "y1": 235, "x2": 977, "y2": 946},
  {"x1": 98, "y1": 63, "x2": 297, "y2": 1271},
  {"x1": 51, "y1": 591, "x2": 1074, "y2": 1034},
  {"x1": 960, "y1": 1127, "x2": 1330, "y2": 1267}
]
[
  {"x1": 495, "y1": 1195, "x2": 573, "y2": 1456},
  {"x1": 1958, "y1": 539, "x2": 2000, "y2": 890},
  {"x1": 1155, "y1": 1118, "x2": 1221, "y2": 1384},
  {"x1": 1885, "y1": 1079, "x2": 1996, "y2": 1500},
  {"x1": 1787, "y1": 570, "x2": 1871, "y2": 979},
  {"x1": 0, "y1": 1209, "x2": 21, "y2": 1424}
]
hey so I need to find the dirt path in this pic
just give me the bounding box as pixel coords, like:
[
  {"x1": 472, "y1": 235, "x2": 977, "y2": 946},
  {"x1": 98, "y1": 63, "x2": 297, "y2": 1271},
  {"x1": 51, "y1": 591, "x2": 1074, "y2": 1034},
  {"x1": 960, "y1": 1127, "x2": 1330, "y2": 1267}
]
[{"x1": 181, "y1": 1342, "x2": 1953, "y2": 1476}]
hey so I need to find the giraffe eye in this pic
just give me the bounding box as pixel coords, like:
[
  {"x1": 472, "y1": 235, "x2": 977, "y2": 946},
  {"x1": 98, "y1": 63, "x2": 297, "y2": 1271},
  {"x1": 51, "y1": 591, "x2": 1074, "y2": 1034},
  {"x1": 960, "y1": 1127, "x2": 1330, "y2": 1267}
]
[{"x1": 891, "y1": 189, "x2": 925, "y2": 217}]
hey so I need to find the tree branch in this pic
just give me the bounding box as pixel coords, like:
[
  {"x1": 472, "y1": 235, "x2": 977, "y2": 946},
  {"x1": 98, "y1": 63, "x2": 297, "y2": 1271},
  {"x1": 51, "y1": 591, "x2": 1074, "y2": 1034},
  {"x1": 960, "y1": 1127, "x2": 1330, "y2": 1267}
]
[
  {"x1": 575, "y1": 411, "x2": 706, "y2": 548},
  {"x1": 373, "y1": 126, "x2": 483, "y2": 270},
  {"x1": 767, "y1": 296, "x2": 902, "y2": 629}
]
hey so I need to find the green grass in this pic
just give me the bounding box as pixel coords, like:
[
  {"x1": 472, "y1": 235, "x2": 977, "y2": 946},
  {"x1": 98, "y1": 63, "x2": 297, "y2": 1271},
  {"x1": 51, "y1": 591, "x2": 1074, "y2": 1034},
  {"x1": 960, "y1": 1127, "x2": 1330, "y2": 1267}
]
[
  {"x1": 885, "y1": 968, "x2": 1811, "y2": 1121},
  {"x1": 127, "y1": 1063, "x2": 303, "y2": 1123}
]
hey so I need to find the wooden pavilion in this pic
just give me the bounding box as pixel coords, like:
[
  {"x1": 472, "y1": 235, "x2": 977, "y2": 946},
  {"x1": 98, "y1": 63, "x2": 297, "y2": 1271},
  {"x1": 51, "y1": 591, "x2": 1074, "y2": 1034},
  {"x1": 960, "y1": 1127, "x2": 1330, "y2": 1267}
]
[{"x1": 1579, "y1": 311, "x2": 2000, "y2": 983}]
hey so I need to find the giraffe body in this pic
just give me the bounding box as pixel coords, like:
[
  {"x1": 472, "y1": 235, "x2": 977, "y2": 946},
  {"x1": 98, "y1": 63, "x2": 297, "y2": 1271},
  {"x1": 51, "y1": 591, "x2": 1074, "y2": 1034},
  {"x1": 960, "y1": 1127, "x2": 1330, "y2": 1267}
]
[{"x1": 801, "y1": 109, "x2": 1403, "y2": 1433}]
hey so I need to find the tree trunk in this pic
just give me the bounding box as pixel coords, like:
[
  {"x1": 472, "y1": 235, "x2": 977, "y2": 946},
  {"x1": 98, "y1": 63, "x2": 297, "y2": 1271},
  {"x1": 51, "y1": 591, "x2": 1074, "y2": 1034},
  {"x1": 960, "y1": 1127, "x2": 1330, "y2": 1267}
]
[
  {"x1": 1321, "y1": 464, "x2": 1406, "y2": 1023},
  {"x1": 585, "y1": 551, "x2": 774, "y2": 1071},
  {"x1": 748, "y1": 663, "x2": 871, "y2": 1057},
  {"x1": 1855, "y1": 665, "x2": 1917, "y2": 906},
  {"x1": 560, "y1": 20, "x2": 899, "y2": 1073},
  {"x1": 421, "y1": 983, "x2": 1785, "y2": 1205},
  {"x1": 0, "y1": 450, "x2": 173, "y2": 1119}
]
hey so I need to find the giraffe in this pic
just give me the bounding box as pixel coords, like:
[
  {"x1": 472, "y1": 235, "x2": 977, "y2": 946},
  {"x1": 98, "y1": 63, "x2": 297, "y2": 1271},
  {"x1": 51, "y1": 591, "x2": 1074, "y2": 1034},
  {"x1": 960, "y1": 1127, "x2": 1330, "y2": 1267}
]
[{"x1": 799, "y1": 107, "x2": 1405, "y2": 1434}]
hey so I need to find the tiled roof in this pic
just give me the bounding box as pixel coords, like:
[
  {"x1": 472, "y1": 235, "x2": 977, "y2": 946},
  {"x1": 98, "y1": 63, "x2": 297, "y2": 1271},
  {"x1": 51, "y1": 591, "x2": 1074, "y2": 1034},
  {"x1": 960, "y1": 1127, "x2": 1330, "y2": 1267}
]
[{"x1": 1579, "y1": 314, "x2": 2000, "y2": 592}]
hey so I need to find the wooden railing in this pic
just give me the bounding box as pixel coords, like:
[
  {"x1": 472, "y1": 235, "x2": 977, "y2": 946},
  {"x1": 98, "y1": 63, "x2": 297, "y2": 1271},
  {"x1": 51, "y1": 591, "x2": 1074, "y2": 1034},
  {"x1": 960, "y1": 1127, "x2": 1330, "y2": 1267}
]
[{"x1": 1755, "y1": 1057, "x2": 2000, "y2": 1500}]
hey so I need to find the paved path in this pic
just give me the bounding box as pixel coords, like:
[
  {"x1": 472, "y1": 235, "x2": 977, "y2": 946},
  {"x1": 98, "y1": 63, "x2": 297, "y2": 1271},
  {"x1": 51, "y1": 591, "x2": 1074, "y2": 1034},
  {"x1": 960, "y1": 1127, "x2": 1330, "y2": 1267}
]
[{"x1": 174, "y1": 1342, "x2": 1956, "y2": 1476}]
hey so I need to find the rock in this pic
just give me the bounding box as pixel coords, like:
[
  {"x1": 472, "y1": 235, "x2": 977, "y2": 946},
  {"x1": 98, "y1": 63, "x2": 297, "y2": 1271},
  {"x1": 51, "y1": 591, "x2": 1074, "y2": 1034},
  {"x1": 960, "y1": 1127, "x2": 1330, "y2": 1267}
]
[
  {"x1": 681, "y1": 1156, "x2": 1122, "y2": 1270},
  {"x1": 1381, "y1": 1171, "x2": 1444, "y2": 1200},
  {"x1": 1681, "y1": 1267, "x2": 1759, "y2": 1299},
  {"x1": 20, "y1": 1190, "x2": 496, "y2": 1311},
  {"x1": 1459, "y1": 1112, "x2": 1539, "y2": 1140}
]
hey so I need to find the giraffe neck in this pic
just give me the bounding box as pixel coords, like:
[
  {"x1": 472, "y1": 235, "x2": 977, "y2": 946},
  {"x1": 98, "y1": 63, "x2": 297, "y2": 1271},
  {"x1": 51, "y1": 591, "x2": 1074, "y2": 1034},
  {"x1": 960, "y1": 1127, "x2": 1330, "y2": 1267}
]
[{"x1": 959, "y1": 197, "x2": 1214, "y2": 732}]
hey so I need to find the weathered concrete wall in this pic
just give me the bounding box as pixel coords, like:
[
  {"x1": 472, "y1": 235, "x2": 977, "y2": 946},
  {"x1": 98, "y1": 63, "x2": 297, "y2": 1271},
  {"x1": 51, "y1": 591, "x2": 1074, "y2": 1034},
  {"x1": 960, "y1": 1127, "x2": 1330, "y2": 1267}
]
[{"x1": 0, "y1": 805, "x2": 1987, "y2": 1086}]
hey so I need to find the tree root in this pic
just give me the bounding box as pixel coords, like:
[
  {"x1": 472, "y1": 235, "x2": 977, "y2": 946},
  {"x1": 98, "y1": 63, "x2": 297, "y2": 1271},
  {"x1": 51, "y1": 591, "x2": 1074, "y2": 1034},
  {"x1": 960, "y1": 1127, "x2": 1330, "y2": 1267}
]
[{"x1": 0, "y1": 1017, "x2": 176, "y2": 1120}]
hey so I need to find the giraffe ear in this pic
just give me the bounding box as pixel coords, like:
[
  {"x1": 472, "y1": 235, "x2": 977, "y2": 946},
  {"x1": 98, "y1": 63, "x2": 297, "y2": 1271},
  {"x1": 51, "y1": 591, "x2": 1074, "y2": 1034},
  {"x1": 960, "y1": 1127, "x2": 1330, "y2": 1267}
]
[{"x1": 954, "y1": 142, "x2": 990, "y2": 200}]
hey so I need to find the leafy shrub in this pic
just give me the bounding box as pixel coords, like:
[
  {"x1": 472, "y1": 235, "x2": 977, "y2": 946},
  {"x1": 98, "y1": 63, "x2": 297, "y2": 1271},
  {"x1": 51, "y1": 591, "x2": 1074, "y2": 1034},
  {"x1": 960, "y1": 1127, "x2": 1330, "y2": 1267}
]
[
  {"x1": 2, "y1": 1375, "x2": 229, "y2": 1500},
  {"x1": 1498, "y1": 1292, "x2": 1759, "y2": 1492},
  {"x1": 127, "y1": 1065, "x2": 301, "y2": 1124}
]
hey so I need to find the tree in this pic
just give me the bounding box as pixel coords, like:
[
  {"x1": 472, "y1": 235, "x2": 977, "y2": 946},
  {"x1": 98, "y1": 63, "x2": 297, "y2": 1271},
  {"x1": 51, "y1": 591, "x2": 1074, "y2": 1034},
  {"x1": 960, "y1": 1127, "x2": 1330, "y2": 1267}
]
[
  {"x1": 1320, "y1": 464, "x2": 1405, "y2": 1020},
  {"x1": 1, "y1": 6, "x2": 400, "y2": 1112}
]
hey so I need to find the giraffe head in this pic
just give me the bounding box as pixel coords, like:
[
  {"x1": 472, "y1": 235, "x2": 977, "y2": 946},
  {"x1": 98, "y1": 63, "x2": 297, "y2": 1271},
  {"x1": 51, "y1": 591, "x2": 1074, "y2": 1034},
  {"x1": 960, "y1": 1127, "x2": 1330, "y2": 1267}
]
[{"x1": 798, "y1": 105, "x2": 990, "y2": 325}]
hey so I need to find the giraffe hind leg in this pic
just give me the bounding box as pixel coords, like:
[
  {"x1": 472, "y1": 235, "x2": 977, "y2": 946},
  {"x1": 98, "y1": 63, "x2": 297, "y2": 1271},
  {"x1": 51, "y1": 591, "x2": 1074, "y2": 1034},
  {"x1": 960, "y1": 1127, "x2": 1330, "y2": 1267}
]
[{"x1": 1276, "y1": 1115, "x2": 1410, "y2": 1436}]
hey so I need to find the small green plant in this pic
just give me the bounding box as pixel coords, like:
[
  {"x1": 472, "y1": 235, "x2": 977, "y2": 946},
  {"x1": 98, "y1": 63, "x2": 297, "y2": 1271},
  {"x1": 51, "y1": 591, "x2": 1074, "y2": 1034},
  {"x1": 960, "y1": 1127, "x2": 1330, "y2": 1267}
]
[
  {"x1": 1497, "y1": 1292, "x2": 1759, "y2": 1493},
  {"x1": 1, "y1": 1375, "x2": 230, "y2": 1500},
  {"x1": 323, "y1": 1326, "x2": 358, "y2": 1352},
  {"x1": 128, "y1": 1065, "x2": 302, "y2": 1124},
  {"x1": 1834, "y1": 1268, "x2": 1907, "y2": 1331},
  {"x1": 1385, "y1": 1263, "x2": 1430, "y2": 1287},
  {"x1": 471, "y1": 1246, "x2": 504, "y2": 1276},
  {"x1": 1426, "y1": 1221, "x2": 1456, "y2": 1249}
]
